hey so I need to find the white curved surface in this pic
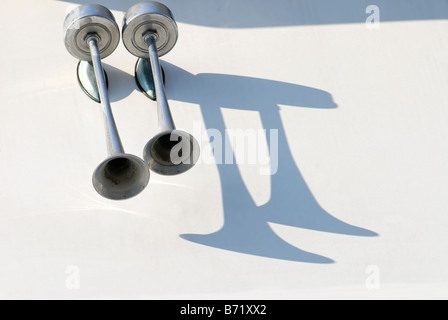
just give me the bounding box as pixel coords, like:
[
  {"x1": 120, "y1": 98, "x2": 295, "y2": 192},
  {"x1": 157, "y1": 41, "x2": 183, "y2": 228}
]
[{"x1": 1, "y1": 0, "x2": 448, "y2": 299}]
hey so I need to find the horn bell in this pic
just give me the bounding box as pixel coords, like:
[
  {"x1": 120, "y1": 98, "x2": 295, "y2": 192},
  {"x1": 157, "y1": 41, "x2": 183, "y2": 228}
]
[
  {"x1": 143, "y1": 130, "x2": 200, "y2": 175},
  {"x1": 92, "y1": 154, "x2": 150, "y2": 200}
]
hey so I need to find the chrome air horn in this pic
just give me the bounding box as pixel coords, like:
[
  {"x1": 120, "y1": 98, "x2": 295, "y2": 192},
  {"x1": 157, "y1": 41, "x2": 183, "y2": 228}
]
[
  {"x1": 64, "y1": 5, "x2": 150, "y2": 199},
  {"x1": 122, "y1": 2, "x2": 200, "y2": 175}
]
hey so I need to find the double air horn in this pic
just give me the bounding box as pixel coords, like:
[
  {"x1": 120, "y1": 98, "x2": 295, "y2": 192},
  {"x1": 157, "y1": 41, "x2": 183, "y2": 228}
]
[{"x1": 63, "y1": 3, "x2": 199, "y2": 200}]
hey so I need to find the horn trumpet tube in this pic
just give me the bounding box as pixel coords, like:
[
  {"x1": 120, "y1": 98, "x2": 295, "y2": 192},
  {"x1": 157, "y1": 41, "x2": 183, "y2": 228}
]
[
  {"x1": 64, "y1": 5, "x2": 150, "y2": 200},
  {"x1": 123, "y1": 2, "x2": 200, "y2": 175}
]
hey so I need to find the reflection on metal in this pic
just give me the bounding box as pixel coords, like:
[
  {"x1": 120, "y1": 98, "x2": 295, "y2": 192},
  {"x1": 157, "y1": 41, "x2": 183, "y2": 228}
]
[
  {"x1": 135, "y1": 57, "x2": 165, "y2": 101},
  {"x1": 64, "y1": 4, "x2": 150, "y2": 200},
  {"x1": 77, "y1": 60, "x2": 109, "y2": 103},
  {"x1": 63, "y1": 4, "x2": 120, "y2": 61},
  {"x1": 123, "y1": 2, "x2": 200, "y2": 175}
]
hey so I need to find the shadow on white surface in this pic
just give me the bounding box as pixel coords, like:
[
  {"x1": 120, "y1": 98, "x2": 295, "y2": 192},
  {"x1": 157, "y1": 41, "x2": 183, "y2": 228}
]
[
  {"x1": 86, "y1": 60, "x2": 379, "y2": 263},
  {"x1": 57, "y1": 0, "x2": 383, "y2": 264},
  {"x1": 104, "y1": 64, "x2": 137, "y2": 103},
  {"x1": 158, "y1": 62, "x2": 378, "y2": 263},
  {"x1": 58, "y1": 0, "x2": 448, "y2": 28}
]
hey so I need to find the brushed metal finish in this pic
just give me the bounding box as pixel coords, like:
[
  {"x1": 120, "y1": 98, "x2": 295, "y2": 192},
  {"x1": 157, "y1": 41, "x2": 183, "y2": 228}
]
[
  {"x1": 63, "y1": 5, "x2": 150, "y2": 200},
  {"x1": 143, "y1": 130, "x2": 200, "y2": 176},
  {"x1": 122, "y1": 2, "x2": 178, "y2": 58},
  {"x1": 88, "y1": 36, "x2": 150, "y2": 200},
  {"x1": 64, "y1": 4, "x2": 120, "y2": 61},
  {"x1": 146, "y1": 35, "x2": 174, "y2": 133},
  {"x1": 135, "y1": 33, "x2": 200, "y2": 175},
  {"x1": 92, "y1": 154, "x2": 150, "y2": 200},
  {"x1": 88, "y1": 37, "x2": 124, "y2": 156},
  {"x1": 123, "y1": 3, "x2": 199, "y2": 175},
  {"x1": 89, "y1": 36, "x2": 150, "y2": 200}
]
